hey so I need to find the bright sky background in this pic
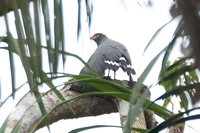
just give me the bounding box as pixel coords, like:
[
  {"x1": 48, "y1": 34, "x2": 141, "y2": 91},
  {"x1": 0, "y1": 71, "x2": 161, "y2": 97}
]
[{"x1": 0, "y1": 0, "x2": 200, "y2": 133}]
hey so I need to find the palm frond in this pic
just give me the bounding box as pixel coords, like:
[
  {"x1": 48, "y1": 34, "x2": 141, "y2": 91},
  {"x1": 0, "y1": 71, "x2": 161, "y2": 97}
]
[{"x1": 4, "y1": 15, "x2": 16, "y2": 99}]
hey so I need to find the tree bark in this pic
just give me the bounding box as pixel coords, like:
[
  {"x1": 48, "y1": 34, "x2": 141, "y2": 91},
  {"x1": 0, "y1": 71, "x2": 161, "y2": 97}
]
[
  {"x1": 4, "y1": 80, "x2": 155, "y2": 133},
  {"x1": 4, "y1": 84, "x2": 117, "y2": 133}
]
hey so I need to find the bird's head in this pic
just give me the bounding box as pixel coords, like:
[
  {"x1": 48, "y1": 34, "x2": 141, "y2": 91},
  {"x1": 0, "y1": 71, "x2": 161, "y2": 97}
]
[{"x1": 90, "y1": 33, "x2": 107, "y2": 46}]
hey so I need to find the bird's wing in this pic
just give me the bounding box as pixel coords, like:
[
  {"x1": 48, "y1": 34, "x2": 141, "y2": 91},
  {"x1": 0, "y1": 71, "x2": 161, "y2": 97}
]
[
  {"x1": 100, "y1": 39, "x2": 132, "y2": 65},
  {"x1": 80, "y1": 49, "x2": 105, "y2": 76},
  {"x1": 99, "y1": 39, "x2": 136, "y2": 77},
  {"x1": 80, "y1": 38, "x2": 134, "y2": 76}
]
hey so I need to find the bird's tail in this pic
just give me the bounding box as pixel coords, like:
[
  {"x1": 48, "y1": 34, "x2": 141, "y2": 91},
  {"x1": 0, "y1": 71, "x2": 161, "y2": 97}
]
[
  {"x1": 119, "y1": 65, "x2": 136, "y2": 75},
  {"x1": 118, "y1": 63, "x2": 135, "y2": 87}
]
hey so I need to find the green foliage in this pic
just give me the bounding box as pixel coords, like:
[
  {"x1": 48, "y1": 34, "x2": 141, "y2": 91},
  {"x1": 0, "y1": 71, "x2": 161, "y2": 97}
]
[
  {"x1": 0, "y1": 0, "x2": 200, "y2": 133},
  {"x1": 159, "y1": 58, "x2": 199, "y2": 110}
]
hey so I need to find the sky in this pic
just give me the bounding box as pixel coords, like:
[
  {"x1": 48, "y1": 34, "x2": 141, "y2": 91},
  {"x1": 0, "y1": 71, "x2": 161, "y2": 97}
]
[{"x1": 0, "y1": 0, "x2": 200, "y2": 133}]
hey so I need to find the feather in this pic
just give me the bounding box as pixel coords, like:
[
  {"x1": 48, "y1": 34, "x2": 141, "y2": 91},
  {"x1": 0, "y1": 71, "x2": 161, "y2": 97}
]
[{"x1": 80, "y1": 33, "x2": 136, "y2": 90}]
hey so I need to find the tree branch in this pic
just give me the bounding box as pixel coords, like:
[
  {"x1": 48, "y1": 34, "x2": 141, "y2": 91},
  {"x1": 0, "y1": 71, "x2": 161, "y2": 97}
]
[
  {"x1": 5, "y1": 84, "x2": 117, "y2": 132},
  {"x1": 4, "y1": 79, "x2": 156, "y2": 133}
]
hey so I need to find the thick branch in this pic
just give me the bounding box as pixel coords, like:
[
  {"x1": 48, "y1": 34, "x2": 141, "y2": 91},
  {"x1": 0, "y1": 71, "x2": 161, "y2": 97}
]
[
  {"x1": 5, "y1": 84, "x2": 117, "y2": 133},
  {"x1": 4, "y1": 80, "x2": 156, "y2": 133}
]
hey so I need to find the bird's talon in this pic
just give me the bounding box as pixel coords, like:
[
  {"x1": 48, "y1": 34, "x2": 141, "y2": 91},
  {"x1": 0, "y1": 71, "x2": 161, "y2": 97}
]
[
  {"x1": 128, "y1": 80, "x2": 134, "y2": 88},
  {"x1": 103, "y1": 76, "x2": 111, "y2": 80}
]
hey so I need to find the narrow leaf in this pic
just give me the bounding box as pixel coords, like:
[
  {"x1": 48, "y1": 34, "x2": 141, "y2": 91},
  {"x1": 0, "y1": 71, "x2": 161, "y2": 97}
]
[
  {"x1": 41, "y1": 0, "x2": 54, "y2": 74},
  {"x1": 77, "y1": 0, "x2": 81, "y2": 39},
  {"x1": 142, "y1": 18, "x2": 176, "y2": 55},
  {"x1": 69, "y1": 125, "x2": 122, "y2": 133},
  {"x1": 4, "y1": 15, "x2": 16, "y2": 99}
]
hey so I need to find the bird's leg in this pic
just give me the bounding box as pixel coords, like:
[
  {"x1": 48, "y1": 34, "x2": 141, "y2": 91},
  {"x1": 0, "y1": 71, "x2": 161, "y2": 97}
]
[
  {"x1": 114, "y1": 71, "x2": 116, "y2": 80},
  {"x1": 128, "y1": 75, "x2": 134, "y2": 87},
  {"x1": 103, "y1": 69, "x2": 111, "y2": 80},
  {"x1": 107, "y1": 69, "x2": 110, "y2": 77}
]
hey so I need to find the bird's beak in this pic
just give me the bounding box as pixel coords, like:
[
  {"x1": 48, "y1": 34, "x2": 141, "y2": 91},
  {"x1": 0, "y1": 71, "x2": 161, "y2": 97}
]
[{"x1": 90, "y1": 35, "x2": 95, "y2": 40}]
